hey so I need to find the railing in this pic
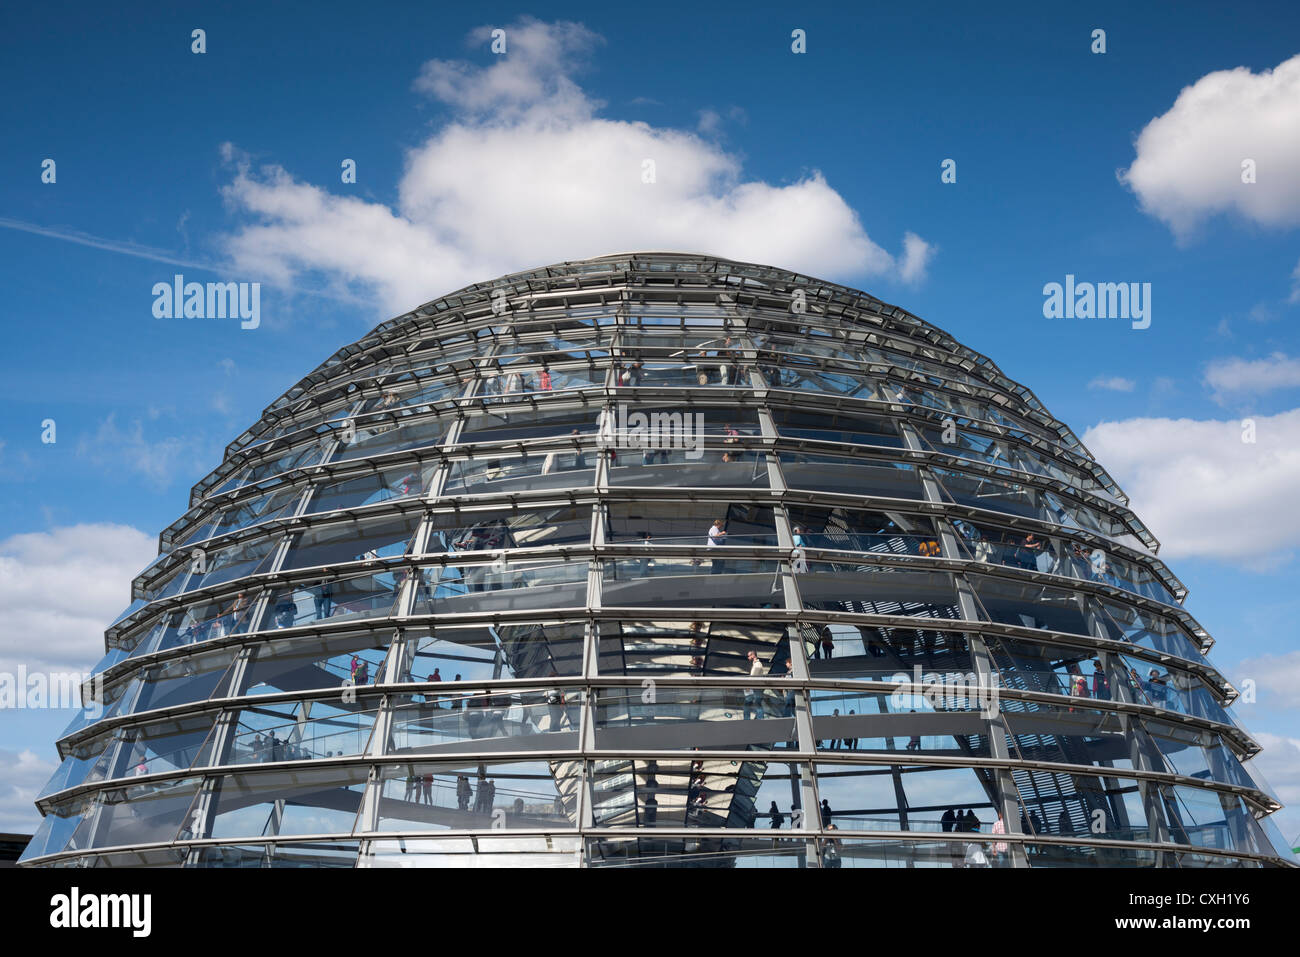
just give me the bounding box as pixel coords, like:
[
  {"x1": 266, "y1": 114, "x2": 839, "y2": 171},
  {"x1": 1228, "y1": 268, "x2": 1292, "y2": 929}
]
[{"x1": 954, "y1": 530, "x2": 1177, "y2": 606}]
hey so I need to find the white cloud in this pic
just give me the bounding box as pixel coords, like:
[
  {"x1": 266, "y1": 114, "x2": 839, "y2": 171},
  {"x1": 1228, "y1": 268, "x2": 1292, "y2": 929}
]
[
  {"x1": 696, "y1": 106, "x2": 747, "y2": 136},
  {"x1": 1118, "y1": 54, "x2": 1300, "y2": 239},
  {"x1": 75, "y1": 413, "x2": 212, "y2": 488},
  {"x1": 1087, "y1": 375, "x2": 1136, "y2": 392},
  {"x1": 412, "y1": 18, "x2": 601, "y2": 120},
  {"x1": 0, "y1": 523, "x2": 155, "y2": 677},
  {"x1": 221, "y1": 17, "x2": 932, "y2": 316},
  {"x1": 1291, "y1": 258, "x2": 1300, "y2": 304},
  {"x1": 1204, "y1": 352, "x2": 1300, "y2": 403},
  {"x1": 897, "y1": 232, "x2": 934, "y2": 284},
  {"x1": 0, "y1": 747, "x2": 55, "y2": 834},
  {"x1": 1082, "y1": 408, "x2": 1300, "y2": 566},
  {"x1": 1235, "y1": 650, "x2": 1300, "y2": 710},
  {"x1": 697, "y1": 109, "x2": 722, "y2": 135},
  {"x1": 1243, "y1": 732, "x2": 1300, "y2": 851}
]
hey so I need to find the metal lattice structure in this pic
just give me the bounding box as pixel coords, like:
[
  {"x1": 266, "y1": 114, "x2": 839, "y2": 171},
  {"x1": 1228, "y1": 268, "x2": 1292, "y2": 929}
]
[{"x1": 22, "y1": 252, "x2": 1295, "y2": 868}]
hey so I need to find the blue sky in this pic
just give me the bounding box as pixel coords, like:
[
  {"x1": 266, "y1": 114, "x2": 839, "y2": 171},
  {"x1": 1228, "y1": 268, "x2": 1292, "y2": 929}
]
[{"x1": 1, "y1": 1, "x2": 1298, "y2": 840}]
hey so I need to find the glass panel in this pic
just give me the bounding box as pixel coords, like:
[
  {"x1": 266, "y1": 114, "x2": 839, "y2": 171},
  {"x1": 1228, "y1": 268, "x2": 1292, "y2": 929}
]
[
  {"x1": 364, "y1": 835, "x2": 581, "y2": 868},
  {"x1": 259, "y1": 568, "x2": 405, "y2": 631},
  {"x1": 460, "y1": 405, "x2": 601, "y2": 443},
  {"x1": 190, "y1": 841, "x2": 360, "y2": 868},
  {"x1": 1147, "y1": 722, "x2": 1257, "y2": 790},
  {"x1": 591, "y1": 758, "x2": 808, "y2": 829},
  {"x1": 203, "y1": 484, "x2": 303, "y2": 542},
  {"x1": 216, "y1": 440, "x2": 326, "y2": 494},
  {"x1": 1115, "y1": 654, "x2": 1234, "y2": 725},
  {"x1": 388, "y1": 688, "x2": 583, "y2": 752},
  {"x1": 593, "y1": 686, "x2": 800, "y2": 751},
  {"x1": 282, "y1": 513, "x2": 421, "y2": 571},
  {"x1": 602, "y1": 556, "x2": 786, "y2": 609},
  {"x1": 75, "y1": 777, "x2": 203, "y2": 850},
  {"x1": 917, "y1": 422, "x2": 1096, "y2": 491},
  {"x1": 765, "y1": 366, "x2": 879, "y2": 399},
  {"x1": 800, "y1": 565, "x2": 961, "y2": 621},
  {"x1": 238, "y1": 631, "x2": 393, "y2": 696},
  {"x1": 970, "y1": 573, "x2": 1094, "y2": 637},
  {"x1": 1159, "y1": 784, "x2": 1274, "y2": 856},
  {"x1": 1094, "y1": 598, "x2": 1202, "y2": 662},
  {"x1": 473, "y1": 364, "x2": 605, "y2": 402},
  {"x1": 205, "y1": 766, "x2": 370, "y2": 840},
  {"x1": 37, "y1": 751, "x2": 105, "y2": 800},
  {"x1": 597, "y1": 620, "x2": 793, "y2": 679},
  {"x1": 306, "y1": 461, "x2": 439, "y2": 515},
  {"x1": 130, "y1": 591, "x2": 260, "y2": 659},
  {"x1": 780, "y1": 452, "x2": 925, "y2": 500},
  {"x1": 59, "y1": 678, "x2": 136, "y2": 741},
  {"x1": 398, "y1": 621, "x2": 586, "y2": 683},
  {"x1": 225, "y1": 699, "x2": 378, "y2": 764},
  {"x1": 103, "y1": 713, "x2": 217, "y2": 780},
  {"x1": 932, "y1": 465, "x2": 1142, "y2": 548},
  {"x1": 771, "y1": 406, "x2": 903, "y2": 449},
  {"x1": 373, "y1": 760, "x2": 579, "y2": 831},
  {"x1": 786, "y1": 506, "x2": 937, "y2": 555},
  {"x1": 424, "y1": 503, "x2": 592, "y2": 553},
  {"x1": 445, "y1": 451, "x2": 597, "y2": 495},
  {"x1": 358, "y1": 376, "x2": 463, "y2": 414},
  {"x1": 987, "y1": 634, "x2": 1107, "y2": 698},
  {"x1": 812, "y1": 762, "x2": 1014, "y2": 834},
  {"x1": 609, "y1": 445, "x2": 770, "y2": 488},
  {"x1": 590, "y1": 835, "x2": 811, "y2": 868},
  {"x1": 331, "y1": 412, "x2": 450, "y2": 462},
  {"x1": 605, "y1": 501, "x2": 777, "y2": 548},
  {"x1": 184, "y1": 537, "x2": 278, "y2": 593},
  {"x1": 51, "y1": 847, "x2": 187, "y2": 868},
  {"x1": 18, "y1": 801, "x2": 92, "y2": 862},
  {"x1": 127, "y1": 648, "x2": 240, "y2": 716},
  {"x1": 1002, "y1": 698, "x2": 1141, "y2": 775},
  {"x1": 950, "y1": 518, "x2": 1178, "y2": 608},
  {"x1": 411, "y1": 558, "x2": 590, "y2": 614},
  {"x1": 810, "y1": 688, "x2": 991, "y2": 757}
]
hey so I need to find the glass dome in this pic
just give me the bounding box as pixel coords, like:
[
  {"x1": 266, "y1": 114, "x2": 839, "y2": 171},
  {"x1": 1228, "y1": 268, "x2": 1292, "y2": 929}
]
[{"x1": 21, "y1": 253, "x2": 1294, "y2": 868}]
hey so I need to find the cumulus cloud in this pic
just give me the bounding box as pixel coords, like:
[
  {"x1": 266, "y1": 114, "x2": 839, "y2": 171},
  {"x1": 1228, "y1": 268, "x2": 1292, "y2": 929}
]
[
  {"x1": 75, "y1": 413, "x2": 213, "y2": 489},
  {"x1": 221, "y1": 17, "x2": 931, "y2": 316},
  {"x1": 412, "y1": 18, "x2": 601, "y2": 120},
  {"x1": 0, "y1": 747, "x2": 55, "y2": 834},
  {"x1": 1243, "y1": 732, "x2": 1300, "y2": 847},
  {"x1": 1087, "y1": 375, "x2": 1136, "y2": 392},
  {"x1": 1235, "y1": 650, "x2": 1300, "y2": 710},
  {"x1": 1082, "y1": 408, "x2": 1300, "y2": 567},
  {"x1": 1204, "y1": 352, "x2": 1300, "y2": 403},
  {"x1": 897, "y1": 232, "x2": 934, "y2": 284},
  {"x1": 1118, "y1": 54, "x2": 1300, "y2": 238},
  {"x1": 0, "y1": 523, "x2": 155, "y2": 677}
]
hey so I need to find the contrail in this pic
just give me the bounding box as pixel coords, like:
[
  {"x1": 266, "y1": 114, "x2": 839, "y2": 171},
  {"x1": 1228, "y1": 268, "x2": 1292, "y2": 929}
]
[
  {"x1": 0, "y1": 216, "x2": 220, "y2": 271},
  {"x1": 0, "y1": 215, "x2": 362, "y2": 305}
]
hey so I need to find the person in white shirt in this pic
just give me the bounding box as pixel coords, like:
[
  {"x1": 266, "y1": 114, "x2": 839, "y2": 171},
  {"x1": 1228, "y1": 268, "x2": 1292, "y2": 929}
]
[
  {"x1": 744, "y1": 650, "x2": 765, "y2": 720},
  {"x1": 708, "y1": 518, "x2": 727, "y2": 575}
]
